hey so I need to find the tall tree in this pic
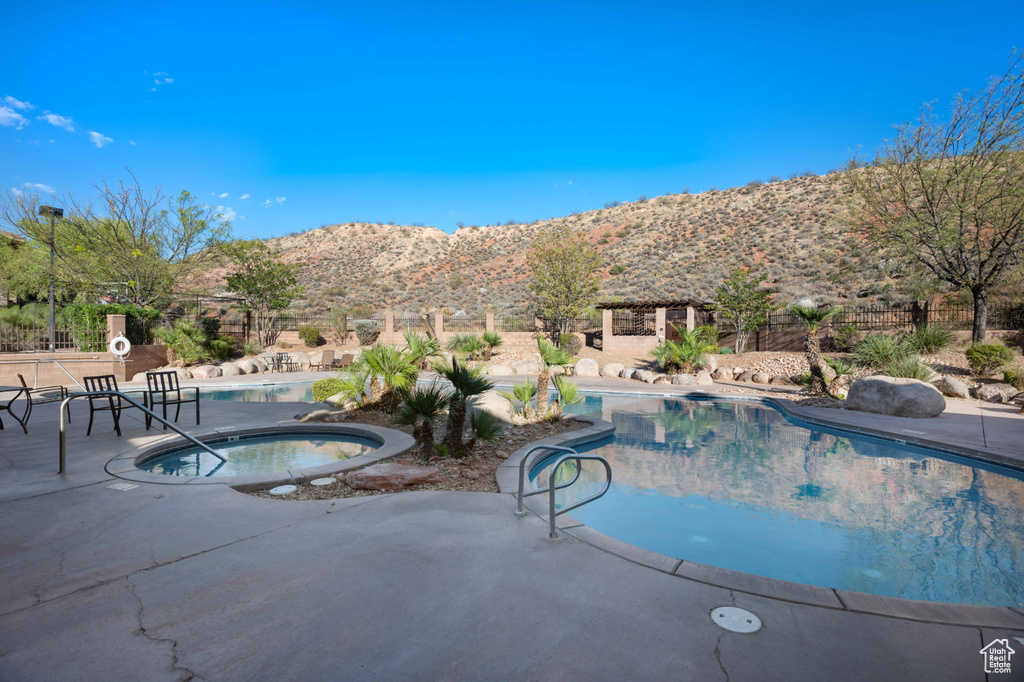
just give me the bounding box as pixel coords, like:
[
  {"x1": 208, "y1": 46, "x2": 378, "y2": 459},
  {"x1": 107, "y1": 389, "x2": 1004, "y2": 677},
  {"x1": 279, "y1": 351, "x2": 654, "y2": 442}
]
[
  {"x1": 0, "y1": 176, "x2": 232, "y2": 306},
  {"x1": 848, "y1": 52, "x2": 1024, "y2": 343},
  {"x1": 527, "y1": 225, "x2": 602, "y2": 337},
  {"x1": 710, "y1": 268, "x2": 775, "y2": 353},
  {"x1": 223, "y1": 240, "x2": 304, "y2": 346}
]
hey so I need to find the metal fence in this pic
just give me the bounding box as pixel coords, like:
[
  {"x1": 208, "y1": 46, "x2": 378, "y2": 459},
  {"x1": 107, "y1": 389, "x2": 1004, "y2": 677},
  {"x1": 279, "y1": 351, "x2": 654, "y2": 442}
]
[
  {"x1": 495, "y1": 313, "x2": 535, "y2": 333},
  {"x1": 443, "y1": 315, "x2": 486, "y2": 332},
  {"x1": 395, "y1": 314, "x2": 428, "y2": 332},
  {"x1": 610, "y1": 310, "x2": 656, "y2": 336},
  {"x1": 0, "y1": 321, "x2": 107, "y2": 353}
]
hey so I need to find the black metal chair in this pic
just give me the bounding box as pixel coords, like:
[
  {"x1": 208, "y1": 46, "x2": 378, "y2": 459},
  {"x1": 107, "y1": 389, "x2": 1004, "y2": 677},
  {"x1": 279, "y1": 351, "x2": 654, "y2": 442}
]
[
  {"x1": 16, "y1": 374, "x2": 71, "y2": 426},
  {"x1": 0, "y1": 386, "x2": 29, "y2": 433},
  {"x1": 83, "y1": 374, "x2": 144, "y2": 437},
  {"x1": 145, "y1": 371, "x2": 200, "y2": 431}
]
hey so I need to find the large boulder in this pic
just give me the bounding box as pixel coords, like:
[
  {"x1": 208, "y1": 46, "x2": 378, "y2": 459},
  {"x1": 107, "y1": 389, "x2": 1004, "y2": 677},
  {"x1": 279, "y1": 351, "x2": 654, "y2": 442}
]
[
  {"x1": 309, "y1": 351, "x2": 325, "y2": 367},
  {"x1": 550, "y1": 365, "x2": 567, "y2": 376},
  {"x1": 696, "y1": 370, "x2": 714, "y2": 386},
  {"x1": 251, "y1": 357, "x2": 269, "y2": 372},
  {"x1": 736, "y1": 371, "x2": 755, "y2": 383},
  {"x1": 513, "y1": 361, "x2": 543, "y2": 375},
  {"x1": 672, "y1": 374, "x2": 697, "y2": 386},
  {"x1": 654, "y1": 374, "x2": 673, "y2": 384},
  {"x1": 974, "y1": 383, "x2": 1020, "y2": 403},
  {"x1": 846, "y1": 376, "x2": 946, "y2": 418},
  {"x1": 635, "y1": 370, "x2": 660, "y2": 384},
  {"x1": 467, "y1": 391, "x2": 515, "y2": 424},
  {"x1": 131, "y1": 372, "x2": 149, "y2": 383},
  {"x1": 235, "y1": 359, "x2": 260, "y2": 374},
  {"x1": 769, "y1": 375, "x2": 795, "y2": 386},
  {"x1": 702, "y1": 356, "x2": 719, "y2": 373},
  {"x1": 219, "y1": 363, "x2": 242, "y2": 377},
  {"x1": 712, "y1": 367, "x2": 734, "y2": 381},
  {"x1": 600, "y1": 362, "x2": 625, "y2": 378},
  {"x1": 345, "y1": 463, "x2": 447, "y2": 491},
  {"x1": 935, "y1": 376, "x2": 971, "y2": 400},
  {"x1": 574, "y1": 358, "x2": 599, "y2": 377},
  {"x1": 191, "y1": 365, "x2": 222, "y2": 379},
  {"x1": 287, "y1": 351, "x2": 311, "y2": 370},
  {"x1": 752, "y1": 371, "x2": 771, "y2": 385},
  {"x1": 487, "y1": 365, "x2": 515, "y2": 375},
  {"x1": 619, "y1": 367, "x2": 639, "y2": 380}
]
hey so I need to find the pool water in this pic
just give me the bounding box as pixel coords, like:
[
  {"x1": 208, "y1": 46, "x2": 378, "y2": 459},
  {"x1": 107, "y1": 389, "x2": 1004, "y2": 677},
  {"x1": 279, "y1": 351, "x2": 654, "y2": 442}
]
[
  {"x1": 536, "y1": 395, "x2": 1024, "y2": 606},
  {"x1": 202, "y1": 384, "x2": 315, "y2": 403},
  {"x1": 139, "y1": 433, "x2": 377, "y2": 477}
]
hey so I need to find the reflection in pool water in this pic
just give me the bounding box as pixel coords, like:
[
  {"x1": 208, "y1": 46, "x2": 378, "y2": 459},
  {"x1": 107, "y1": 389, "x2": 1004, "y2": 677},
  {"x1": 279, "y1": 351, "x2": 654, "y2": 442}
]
[
  {"x1": 202, "y1": 384, "x2": 315, "y2": 403},
  {"x1": 537, "y1": 395, "x2": 1024, "y2": 606},
  {"x1": 139, "y1": 434, "x2": 377, "y2": 477}
]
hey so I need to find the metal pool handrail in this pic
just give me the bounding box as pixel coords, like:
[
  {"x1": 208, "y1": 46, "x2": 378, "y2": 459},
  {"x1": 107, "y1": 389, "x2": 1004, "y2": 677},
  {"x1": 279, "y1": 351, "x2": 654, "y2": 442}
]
[
  {"x1": 57, "y1": 390, "x2": 226, "y2": 474},
  {"x1": 515, "y1": 444, "x2": 584, "y2": 517},
  {"x1": 544, "y1": 454, "x2": 612, "y2": 538}
]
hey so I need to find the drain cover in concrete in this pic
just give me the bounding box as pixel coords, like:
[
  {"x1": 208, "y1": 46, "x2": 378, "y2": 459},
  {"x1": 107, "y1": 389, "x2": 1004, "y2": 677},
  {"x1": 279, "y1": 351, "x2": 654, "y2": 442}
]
[
  {"x1": 711, "y1": 607, "x2": 761, "y2": 633},
  {"x1": 107, "y1": 482, "x2": 139, "y2": 491},
  {"x1": 269, "y1": 485, "x2": 297, "y2": 495},
  {"x1": 310, "y1": 478, "x2": 336, "y2": 486}
]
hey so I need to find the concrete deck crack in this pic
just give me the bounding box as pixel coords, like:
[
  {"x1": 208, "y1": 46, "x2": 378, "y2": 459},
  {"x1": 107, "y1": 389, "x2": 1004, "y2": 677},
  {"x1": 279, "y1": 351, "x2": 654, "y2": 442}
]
[
  {"x1": 713, "y1": 632, "x2": 730, "y2": 682},
  {"x1": 126, "y1": 575, "x2": 204, "y2": 681},
  {"x1": 0, "y1": 478, "x2": 117, "y2": 506}
]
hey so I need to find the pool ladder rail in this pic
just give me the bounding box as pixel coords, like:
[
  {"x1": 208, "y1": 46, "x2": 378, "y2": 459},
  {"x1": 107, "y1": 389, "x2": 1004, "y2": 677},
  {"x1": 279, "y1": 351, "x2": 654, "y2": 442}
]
[{"x1": 515, "y1": 444, "x2": 612, "y2": 538}]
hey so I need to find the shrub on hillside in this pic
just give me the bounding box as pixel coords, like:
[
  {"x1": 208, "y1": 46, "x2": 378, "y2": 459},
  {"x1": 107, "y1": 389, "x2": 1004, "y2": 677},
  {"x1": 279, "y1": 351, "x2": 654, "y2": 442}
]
[
  {"x1": 829, "y1": 325, "x2": 861, "y2": 352},
  {"x1": 299, "y1": 326, "x2": 325, "y2": 347},
  {"x1": 355, "y1": 322, "x2": 379, "y2": 346},
  {"x1": 853, "y1": 334, "x2": 916, "y2": 369},
  {"x1": 965, "y1": 344, "x2": 1015, "y2": 375},
  {"x1": 1003, "y1": 368, "x2": 1024, "y2": 390},
  {"x1": 558, "y1": 333, "x2": 583, "y2": 357},
  {"x1": 906, "y1": 326, "x2": 954, "y2": 355}
]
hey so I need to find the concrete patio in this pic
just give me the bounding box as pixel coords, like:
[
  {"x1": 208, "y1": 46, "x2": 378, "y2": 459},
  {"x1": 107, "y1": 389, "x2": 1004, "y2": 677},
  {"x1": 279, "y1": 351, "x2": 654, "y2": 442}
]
[{"x1": 1, "y1": 373, "x2": 1022, "y2": 681}]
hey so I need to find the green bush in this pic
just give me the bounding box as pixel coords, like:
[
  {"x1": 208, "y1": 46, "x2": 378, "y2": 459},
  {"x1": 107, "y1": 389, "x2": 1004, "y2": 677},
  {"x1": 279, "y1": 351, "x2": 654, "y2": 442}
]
[
  {"x1": 695, "y1": 324, "x2": 719, "y2": 346},
  {"x1": 830, "y1": 325, "x2": 861, "y2": 352},
  {"x1": 58, "y1": 303, "x2": 161, "y2": 351},
  {"x1": 208, "y1": 335, "x2": 235, "y2": 361},
  {"x1": 853, "y1": 334, "x2": 916, "y2": 369},
  {"x1": 906, "y1": 326, "x2": 954, "y2": 355},
  {"x1": 199, "y1": 317, "x2": 221, "y2": 338},
  {"x1": 966, "y1": 344, "x2": 1015, "y2": 375},
  {"x1": 312, "y1": 377, "x2": 347, "y2": 402},
  {"x1": 298, "y1": 326, "x2": 324, "y2": 347},
  {"x1": 558, "y1": 333, "x2": 583, "y2": 357},
  {"x1": 792, "y1": 372, "x2": 813, "y2": 387},
  {"x1": 154, "y1": 319, "x2": 208, "y2": 366},
  {"x1": 882, "y1": 357, "x2": 937, "y2": 382},
  {"x1": 355, "y1": 321, "x2": 379, "y2": 346},
  {"x1": 240, "y1": 341, "x2": 262, "y2": 356},
  {"x1": 609, "y1": 264, "x2": 626, "y2": 275},
  {"x1": 1003, "y1": 368, "x2": 1024, "y2": 390},
  {"x1": 718, "y1": 346, "x2": 735, "y2": 355}
]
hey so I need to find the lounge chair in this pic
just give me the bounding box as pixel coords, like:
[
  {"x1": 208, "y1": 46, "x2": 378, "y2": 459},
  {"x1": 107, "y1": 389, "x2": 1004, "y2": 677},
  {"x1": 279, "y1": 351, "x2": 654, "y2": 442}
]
[
  {"x1": 313, "y1": 349, "x2": 335, "y2": 371},
  {"x1": 337, "y1": 353, "x2": 354, "y2": 368},
  {"x1": 145, "y1": 371, "x2": 200, "y2": 430}
]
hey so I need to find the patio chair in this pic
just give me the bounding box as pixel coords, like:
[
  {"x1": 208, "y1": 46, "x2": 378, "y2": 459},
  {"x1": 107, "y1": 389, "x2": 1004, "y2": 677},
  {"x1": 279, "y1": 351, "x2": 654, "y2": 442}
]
[
  {"x1": 83, "y1": 374, "x2": 147, "y2": 437},
  {"x1": 16, "y1": 374, "x2": 71, "y2": 425},
  {"x1": 0, "y1": 385, "x2": 29, "y2": 433},
  {"x1": 145, "y1": 371, "x2": 200, "y2": 430},
  {"x1": 337, "y1": 352, "x2": 354, "y2": 368},
  {"x1": 275, "y1": 351, "x2": 297, "y2": 372},
  {"x1": 313, "y1": 350, "x2": 335, "y2": 371}
]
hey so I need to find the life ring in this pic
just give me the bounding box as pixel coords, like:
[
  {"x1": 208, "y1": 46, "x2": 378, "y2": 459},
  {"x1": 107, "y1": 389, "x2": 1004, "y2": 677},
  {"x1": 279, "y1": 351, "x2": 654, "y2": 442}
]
[{"x1": 109, "y1": 332, "x2": 132, "y2": 357}]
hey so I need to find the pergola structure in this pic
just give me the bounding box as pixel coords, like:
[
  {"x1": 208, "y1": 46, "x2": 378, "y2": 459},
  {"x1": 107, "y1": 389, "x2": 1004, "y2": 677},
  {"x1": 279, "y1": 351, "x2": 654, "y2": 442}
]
[{"x1": 595, "y1": 300, "x2": 714, "y2": 353}]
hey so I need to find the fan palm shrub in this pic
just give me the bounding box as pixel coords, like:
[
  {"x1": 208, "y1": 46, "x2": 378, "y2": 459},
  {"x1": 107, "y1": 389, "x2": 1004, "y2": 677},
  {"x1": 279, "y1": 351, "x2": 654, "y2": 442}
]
[
  {"x1": 499, "y1": 380, "x2": 537, "y2": 420},
  {"x1": 536, "y1": 335, "x2": 573, "y2": 415},
  {"x1": 446, "y1": 333, "x2": 485, "y2": 360},
  {"x1": 403, "y1": 330, "x2": 442, "y2": 385},
  {"x1": 650, "y1": 325, "x2": 717, "y2": 373},
  {"x1": 393, "y1": 384, "x2": 451, "y2": 456},
  {"x1": 467, "y1": 411, "x2": 503, "y2": 449},
  {"x1": 551, "y1": 375, "x2": 583, "y2": 416},
  {"x1": 790, "y1": 305, "x2": 842, "y2": 394},
  {"x1": 481, "y1": 331, "x2": 503, "y2": 360},
  {"x1": 434, "y1": 356, "x2": 493, "y2": 456},
  {"x1": 358, "y1": 344, "x2": 417, "y2": 412}
]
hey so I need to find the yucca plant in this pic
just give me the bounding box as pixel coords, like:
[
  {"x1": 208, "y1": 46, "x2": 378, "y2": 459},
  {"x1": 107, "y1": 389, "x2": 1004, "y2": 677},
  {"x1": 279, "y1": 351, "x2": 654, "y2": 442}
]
[
  {"x1": 551, "y1": 375, "x2": 583, "y2": 415},
  {"x1": 883, "y1": 357, "x2": 938, "y2": 382},
  {"x1": 853, "y1": 334, "x2": 916, "y2": 369},
  {"x1": 498, "y1": 380, "x2": 537, "y2": 419},
  {"x1": 482, "y1": 331, "x2": 503, "y2": 360},
  {"x1": 331, "y1": 370, "x2": 370, "y2": 408},
  {"x1": 906, "y1": 326, "x2": 954, "y2": 355},
  {"x1": 434, "y1": 356, "x2": 493, "y2": 456},
  {"x1": 393, "y1": 384, "x2": 451, "y2": 456},
  {"x1": 536, "y1": 335, "x2": 573, "y2": 416},
  {"x1": 358, "y1": 344, "x2": 417, "y2": 412},
  {"x1": 791, "y1": 305, "x2": 842, "y2": 394}
]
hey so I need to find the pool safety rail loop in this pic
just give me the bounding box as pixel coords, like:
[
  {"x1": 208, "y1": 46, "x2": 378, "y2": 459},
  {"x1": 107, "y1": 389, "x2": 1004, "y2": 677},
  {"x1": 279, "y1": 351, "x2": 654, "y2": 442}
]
[
  {"x1": 515, "y1": 444, "x2": 613, "y2": 538},
  {"x1": 57, "y1": 390, "x2": 226, "y2": 474}
]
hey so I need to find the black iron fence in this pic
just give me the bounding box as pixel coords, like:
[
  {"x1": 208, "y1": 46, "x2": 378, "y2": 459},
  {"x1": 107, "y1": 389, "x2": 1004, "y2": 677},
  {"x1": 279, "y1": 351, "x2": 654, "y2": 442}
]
[
  {"x1": 495, "y1": 313, "x2": 535, "y2": 333},
  {"x1": 610, "y1": 310, "x2": 656, "y2": 336},
  {"x1": 443, "y1": 315, "x2": 486, "y2": 332},
  {"x1": 0, "y1": 321, "x2": 107, "y2": 353}
]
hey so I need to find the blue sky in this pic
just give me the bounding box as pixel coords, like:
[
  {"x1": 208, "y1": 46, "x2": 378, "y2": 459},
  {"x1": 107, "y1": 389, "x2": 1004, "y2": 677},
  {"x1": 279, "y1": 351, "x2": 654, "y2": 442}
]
[{"x1": 2, "y1": 1, "x2": 1022, "y2": 238}]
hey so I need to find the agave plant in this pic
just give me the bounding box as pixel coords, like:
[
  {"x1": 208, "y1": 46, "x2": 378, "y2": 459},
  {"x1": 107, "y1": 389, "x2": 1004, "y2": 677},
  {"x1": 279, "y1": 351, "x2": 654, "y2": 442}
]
[
  {"x1": 393, "y1": 384, "x2": 451, "y2": 456},
  {"x1": 536, "y1": 335, "x2": 573, "y2": 416},
  {"x1": 482, "y1": 331, "x2": 503, "y2": 360},
  {"x1": 358, "y1": 344, "x2": 418, "y2": 412},
  {"x1": 498, "y1": 380, "x2": 537, "y2": 419},
  {"x1": 790, "y1": 305, "x2": 843, "y2": 394},
  {"x1": 433, "y1": 356, "x2": 493, "y2": 456}
]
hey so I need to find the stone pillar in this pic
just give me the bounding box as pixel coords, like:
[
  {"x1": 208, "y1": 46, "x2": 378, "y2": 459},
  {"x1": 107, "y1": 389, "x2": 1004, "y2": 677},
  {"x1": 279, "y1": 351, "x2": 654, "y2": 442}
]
[
  {"x1": 685, "y1": 306, "x2": 696, "y2": 332},
  {"x1": 655, "y1": 307, "x2": 667, "y2": 339},
  {"x1": 106, "y1": 314, "x2": 126, "y2": 344},
  {"x1": 384, "y1": 312, "x2": 395, "y2": 338},
  {"x1": 603, "y1": 309, "x2": 613, "y2": 341},
  {"x1": 434, "y1": 311, "x2": 445, "y2": 339},
  {"x1": 485, "y1": 312, "x2": 495, "y2": 334}
]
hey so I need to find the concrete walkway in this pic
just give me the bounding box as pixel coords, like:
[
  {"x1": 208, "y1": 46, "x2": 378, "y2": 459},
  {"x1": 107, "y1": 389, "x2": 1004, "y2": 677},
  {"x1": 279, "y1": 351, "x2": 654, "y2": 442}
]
[{"x1": 1, "y1": 374, "x2": 1022, "y2": 681}]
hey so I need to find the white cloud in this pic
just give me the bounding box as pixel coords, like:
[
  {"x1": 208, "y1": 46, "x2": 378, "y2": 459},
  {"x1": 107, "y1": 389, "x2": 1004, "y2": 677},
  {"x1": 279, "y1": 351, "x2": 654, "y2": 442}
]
[
  {"x1": 10, "y1": 187, "x2": 22, "y2": 196},
  {"x1": 129, "y1": 140, "x2": 136, "y2": 146},
  {"x1": 262, "y1": 199, "x2": 272, "y2": 208},
  {"x1": 150, "y1": 72, "x2": 174, "y2": 87},
  {"x1": 214, "y1": 205, "x2": 237, "y2": 222},
  {"x1": 218, "y1": 192, "x2": 229, "y2": 199},
  {"x1": 23, "y1": 182, "x2": 54, "y2": 194},
  {"x1": 88, "y1": 131, "x2": 113, "y2": 148},
  {"x1": 3, "y1": 96, "x2": 34, "y2": 110},
  {"x1": 164, "y1": 78, "x2": 174, "y2": 84},
  {"x1": 276, "y1": 196, "x2": 286, "y2": 204},
  {"x1": 262, "y1": 196, "x2": 287, "y2": 208},
  {"x1": 238, "y1": 193, "x2": 250, "y2": 200},
  {"x1": 0, "y1": 106, "x2": 29, "y2": 129},
  {"x1": 38, "y1": 112, "x2": 75, "y2": 131}
]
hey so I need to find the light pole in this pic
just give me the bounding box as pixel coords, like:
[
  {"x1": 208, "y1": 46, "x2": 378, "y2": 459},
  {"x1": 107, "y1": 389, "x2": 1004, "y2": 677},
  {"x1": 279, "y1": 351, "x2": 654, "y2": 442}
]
[{"x1": 38, "y1": 206, "x2": 63, "y2": 353}]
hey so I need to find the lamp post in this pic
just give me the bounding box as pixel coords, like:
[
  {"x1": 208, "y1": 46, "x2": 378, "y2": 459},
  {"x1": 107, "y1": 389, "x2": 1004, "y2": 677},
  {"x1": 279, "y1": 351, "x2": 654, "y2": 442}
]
[{"x1": 38, "y1": 206, "x2": 63, "y2": 354}]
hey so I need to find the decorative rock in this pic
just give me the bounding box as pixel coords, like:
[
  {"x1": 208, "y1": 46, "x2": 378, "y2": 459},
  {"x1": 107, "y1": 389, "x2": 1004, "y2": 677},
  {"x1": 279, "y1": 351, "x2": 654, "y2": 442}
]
[
  {"x1": 513, "y1": 361, "x2": 543, "y2": 375},
  {"x1": 288, "y1": 351, "x2": 311, "y2": 370},
  {"x1": 310, "y1": 478, "x2": 335, "y2": 486},
  {"x1": 672, "y1": 374, "x2": 698, "y2": 386},
  {"x1": 309, "y1": 351, "x2": 324, "y2": 366},
  {"x1": 252, "y1": 358, "x2": 269, "y2": 372},
  {"x1": 711, "y1": 367, "x2": 734, "y2": 381},
  {"x1": 752, "y1": 371, "x2": 771, "y2": 384},
  {"x1": 733, "y1": 367, "x2": 745, "y2": 377},
  {"x1": 574, "y1": 358, "x2": 599, "y2": 377},
  {"x1": 550, "y1": 365, "x2": 567, "y2": 376},
  {"x1": 297, "y1": 408, "x2": 347, "y2": 423},
  {"x1": 696, "y1": 370, "x2": 714, "y2": 386},
  {"x1": 619, "y1": 367, "x2": 639, "y2": 380},
  {"x1": 973, "y1": 383, "x2": 1020, "y2": 404},
  {"x1": 191, "y1": 365, "x2": 222, "y2": 379},
  {"x1": 736, "y1": 371, "x2": 755, "y2": 383},
  {"x1": 702, "y1": 356, "x2": 719, "y2": 373},
  {"x1": 345, "y1": 463, "x2": 447, "y2": 491},
  {"x1": 467, "y1": 391, "x2": 515, "y2": 424},
  {"x1": 325, "y1": 393, "x2": 357, "y2": 411},
  {"x1": 634, "y1": 369, "x2": 659, "y2": 383},
  {"x1": 487, "y1": 365, "x2": 515, "y2": 375},
  {"x1": 935, "y1": 376, "x2": 971, "y2": 400},
  {"x1": 600, "y1": 362, "x2": 625, "y2": 378},
  {"x1": 219, "y1": 363, "x2": 242, "y2": 377},
  {"x1": 462, "y1": 470, "x2": 481, "y2": 480},
  {"x1": 769, "y1": 376, "x2": 795, "y2": 386},
  {"x1": 236, "y1": 359, "x2": 259, "y2": 374},
  {"x1": 131, "y1": 372, "x2": 149, "y2": 383},
  {"x1": 268, "y1": 485, "x2": 296, "y2": 496},
  {"x1": 654, "y1": 374, "x2": 673, "y2": 384},
  {"x1": 846, "y1": 376, "x2": 946, "y2": 418}
]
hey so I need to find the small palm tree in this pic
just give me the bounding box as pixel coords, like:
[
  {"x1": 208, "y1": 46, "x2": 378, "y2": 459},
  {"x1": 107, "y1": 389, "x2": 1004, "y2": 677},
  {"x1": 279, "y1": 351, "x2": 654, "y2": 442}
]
[
  {"x1": 651, "y1": 325, "x2": 717, "y2": 373},
  {"x1": 467, "y1": 411, "x2": 503, "y2": 450},
  {"x1": 333, "y1": 369, "x2": 370, "y2": 408},
  {"x1": 536, "y1": 335, "x2": 573, "y2": 416},
  {"x1": 359, "y1": 344, "x2": 418, "y2": 412},
  {"x1": 393, "y1": 384, "x2": 451, "y2": 456},
  {"x1": 482, "y1": 331, "x2": 503, "y2": 360},
  {"x1": 446, "y1": 334, "x2": 485, "y2": 361},
  {"x1": 551, "y1": 375, "x2": 583, "y2": 416},
  {"x1": 434, "y1": 356, "x2": 493, "y2": 456},
  {"x1": 498, "y1": 379, "x2": 537, "y2": 420},
  {"x1": 403, "y1": 330, "x2": 442, "y2": 386},
  {"x1": 791, "y1": 305, "x2": 842, "y2": 394}
]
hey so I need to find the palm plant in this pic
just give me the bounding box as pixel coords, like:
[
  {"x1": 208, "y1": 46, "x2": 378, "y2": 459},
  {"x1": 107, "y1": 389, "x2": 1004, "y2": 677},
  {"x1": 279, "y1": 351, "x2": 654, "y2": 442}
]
[
  {"x1": 536, "y1": 335, "x2": 573, "y2": 416},
  {"x1": 403, "y1": 330, "x2": 442, "y2": 386},
  {"x1": 358, "y1": 344, "x2": 417, "y2": 412},
  {"x1": 393, "y1": 384, "x2": 451, "y2": 456},
  {"x1": 332, "y1": 370, "x2": 370, "y2": 408},
  {"x1": 482, "y1": 331, "x2": 503, "y2": 360},
  {"x1": 446, "y1": 333, "x2": 485, "y2": 360},
  {"x1": 790, "y1": 305, "x2": 842, "y2": 394},
  {"x1": 651, "y1": 325, "x2": 717, "y2": 373},
  {"x1": 498, "y1": 380, "x2": 537, "y2": 419},
  {"x1": 434, "y1": 356, "x2": 493, "y2": 456},
  {"x1": 467, "y1": 411, "x2": 503, "y2": 450},
  {"x1": 551, "y1": 375, "x2": 583, "y2": 416}
]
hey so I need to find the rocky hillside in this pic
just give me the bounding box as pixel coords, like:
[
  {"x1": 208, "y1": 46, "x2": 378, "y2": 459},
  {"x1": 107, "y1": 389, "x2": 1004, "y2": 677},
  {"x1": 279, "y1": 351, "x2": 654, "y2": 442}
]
[{"x1": 207, "y1": 172, "x2": 891, "y2": 314}]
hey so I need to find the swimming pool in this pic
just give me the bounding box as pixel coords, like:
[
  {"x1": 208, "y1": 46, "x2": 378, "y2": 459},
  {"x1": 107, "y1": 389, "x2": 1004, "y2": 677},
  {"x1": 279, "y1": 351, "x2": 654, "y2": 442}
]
[
  {"x1": 535, "y1": 395, "x2": 1024, "y2": 606},
  {"x1": 201, "y1": 383, "x2": 315, "y2": 403}
]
